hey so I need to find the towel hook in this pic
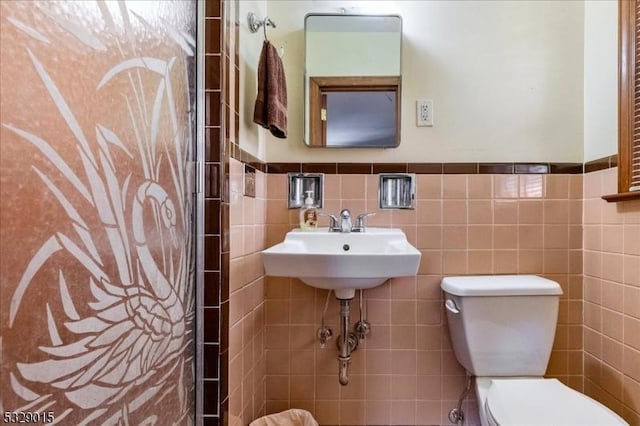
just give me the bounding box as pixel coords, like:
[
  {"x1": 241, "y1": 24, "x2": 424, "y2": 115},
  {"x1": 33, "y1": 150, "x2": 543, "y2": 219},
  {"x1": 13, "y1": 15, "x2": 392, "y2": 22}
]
[{"x1": 247, "y1": 12, "x2": 276, "y2": 40}]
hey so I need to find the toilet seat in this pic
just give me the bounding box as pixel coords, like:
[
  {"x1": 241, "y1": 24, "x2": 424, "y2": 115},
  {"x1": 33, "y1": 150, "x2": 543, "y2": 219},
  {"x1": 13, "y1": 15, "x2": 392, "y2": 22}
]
[{"x1": 484, "y1": 378, "x2": 628, "y2": 426}]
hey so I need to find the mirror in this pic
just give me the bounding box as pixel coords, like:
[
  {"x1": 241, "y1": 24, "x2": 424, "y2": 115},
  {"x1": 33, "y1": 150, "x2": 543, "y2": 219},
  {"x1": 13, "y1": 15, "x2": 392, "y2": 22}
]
[{"x1": 304, "y1": 14, "x2": 402, "y2": 148}]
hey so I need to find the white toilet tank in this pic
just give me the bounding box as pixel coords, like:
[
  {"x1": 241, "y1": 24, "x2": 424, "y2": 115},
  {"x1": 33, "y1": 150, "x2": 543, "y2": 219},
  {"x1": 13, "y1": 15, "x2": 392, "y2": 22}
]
[{"x1": 441, "y1": 275, "x2": 563, "y2": 377}]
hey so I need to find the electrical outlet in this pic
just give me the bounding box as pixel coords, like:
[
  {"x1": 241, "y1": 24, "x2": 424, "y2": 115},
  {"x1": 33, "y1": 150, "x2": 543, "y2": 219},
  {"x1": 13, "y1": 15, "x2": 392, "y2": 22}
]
[{"x1": 416, "y1": 99, "x2": 433, "y2": 127}]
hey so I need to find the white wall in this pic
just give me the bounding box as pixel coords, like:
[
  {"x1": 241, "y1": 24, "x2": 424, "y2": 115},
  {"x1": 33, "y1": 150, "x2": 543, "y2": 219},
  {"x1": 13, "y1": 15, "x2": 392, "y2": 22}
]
[
  {"x1": 583, "y1": 0, "x2": 618, "y2": 162},
  {"x1": 242, "y1": 0, "x2": 586, "y2": 163}
]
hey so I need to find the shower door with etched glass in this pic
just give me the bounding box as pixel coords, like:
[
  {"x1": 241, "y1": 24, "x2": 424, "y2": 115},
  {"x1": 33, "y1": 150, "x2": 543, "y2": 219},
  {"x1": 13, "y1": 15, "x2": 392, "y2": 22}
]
[{"x1": 0, "y1": 1, "x2": 197, "y2": 423}]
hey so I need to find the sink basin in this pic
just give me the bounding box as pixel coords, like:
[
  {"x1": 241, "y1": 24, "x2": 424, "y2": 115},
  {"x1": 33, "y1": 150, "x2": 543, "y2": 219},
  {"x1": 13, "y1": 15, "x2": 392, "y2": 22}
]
[{"x1": 262, "y1": 227, "x2": 421, "y2": 299}]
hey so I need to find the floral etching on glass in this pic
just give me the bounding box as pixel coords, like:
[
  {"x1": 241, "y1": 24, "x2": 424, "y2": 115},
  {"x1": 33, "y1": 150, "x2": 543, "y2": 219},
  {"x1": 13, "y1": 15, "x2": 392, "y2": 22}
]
[{"x1": 0, "y1": 1, "x2": 196, "y2": 424}]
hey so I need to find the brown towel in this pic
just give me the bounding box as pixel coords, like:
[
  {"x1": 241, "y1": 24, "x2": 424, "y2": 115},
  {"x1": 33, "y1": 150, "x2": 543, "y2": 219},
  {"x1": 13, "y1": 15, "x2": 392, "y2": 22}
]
[{"x1": 253, "y1": 40, "x2": 287, "y2": 138}]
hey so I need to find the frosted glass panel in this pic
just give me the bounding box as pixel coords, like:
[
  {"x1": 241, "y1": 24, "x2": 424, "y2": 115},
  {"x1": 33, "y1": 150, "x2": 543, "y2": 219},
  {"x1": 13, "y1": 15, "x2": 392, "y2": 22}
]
[{"x1": 0, "y1": 1, "x2": 197, "y2": 423}]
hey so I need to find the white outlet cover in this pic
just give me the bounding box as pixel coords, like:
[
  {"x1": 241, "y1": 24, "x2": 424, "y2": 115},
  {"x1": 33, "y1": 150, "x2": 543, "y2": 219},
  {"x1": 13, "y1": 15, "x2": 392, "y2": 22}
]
[{"x1": 416, "y1": 99, "x2": 433, "y2": 127}]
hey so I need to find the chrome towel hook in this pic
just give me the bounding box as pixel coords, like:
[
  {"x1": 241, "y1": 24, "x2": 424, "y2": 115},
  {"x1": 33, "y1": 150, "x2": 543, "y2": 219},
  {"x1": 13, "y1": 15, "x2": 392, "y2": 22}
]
[{"x1": 247, "y1": 12, "x2": 276, "y2": 40}]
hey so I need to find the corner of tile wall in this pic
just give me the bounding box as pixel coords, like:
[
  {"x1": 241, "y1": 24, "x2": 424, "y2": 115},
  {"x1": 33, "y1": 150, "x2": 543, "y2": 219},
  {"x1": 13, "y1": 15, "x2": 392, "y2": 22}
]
[
  {"x1": 582, "y1": 166, "x2": 640, "y2": 425},
  {"x1": 228, "y1": 158, "x2": 267, "y2": 424}
]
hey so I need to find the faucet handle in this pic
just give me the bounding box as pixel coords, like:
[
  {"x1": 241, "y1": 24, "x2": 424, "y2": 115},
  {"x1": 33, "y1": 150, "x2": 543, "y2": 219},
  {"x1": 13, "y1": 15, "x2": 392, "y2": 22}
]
[
  {"x1": 318, "y1": 212, "x2": 340, "y2": 231},
  {"x1": 355, "y1": 212, "x2": 376, "y2": 231}
]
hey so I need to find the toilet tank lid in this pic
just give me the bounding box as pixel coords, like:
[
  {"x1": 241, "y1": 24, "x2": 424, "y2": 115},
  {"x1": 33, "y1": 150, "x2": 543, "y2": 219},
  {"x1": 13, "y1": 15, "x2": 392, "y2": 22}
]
[{"x1": 441, "y1": 275, "x2": 563, "y2": 296}]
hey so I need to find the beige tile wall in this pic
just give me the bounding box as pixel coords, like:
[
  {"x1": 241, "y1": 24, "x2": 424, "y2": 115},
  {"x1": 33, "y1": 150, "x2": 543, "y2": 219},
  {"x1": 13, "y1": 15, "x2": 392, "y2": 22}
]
[
  {"x1": 583, "y1": 167, "x2": 640, "y2": 425},
  {"x1": 229, "y1": 158, "x2": 268, "y2": 425},
  {"x1": 264, "y1": 172, "x2": 583, "y2": 425}
]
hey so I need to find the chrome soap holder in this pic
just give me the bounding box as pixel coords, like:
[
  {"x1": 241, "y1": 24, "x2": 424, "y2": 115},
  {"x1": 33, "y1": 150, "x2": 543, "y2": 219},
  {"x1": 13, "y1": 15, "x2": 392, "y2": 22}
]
[
  {"x1": 379, "y1": 173, "x2": 415, "y2": 209},
  {"x1": 288, "y1": 173, "x2": 324, "y2": 209},
  {"x1": 243, "y1": 164, "x2": 256, "y2": 198}
]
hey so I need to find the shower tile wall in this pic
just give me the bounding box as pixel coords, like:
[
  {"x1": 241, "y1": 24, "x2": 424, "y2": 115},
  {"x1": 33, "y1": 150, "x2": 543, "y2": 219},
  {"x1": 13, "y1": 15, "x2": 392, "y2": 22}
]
[
  {"x1": 264, "y1": 173, "x2": 583, "y2": 425},
  {"x1": 203, "y1": 0, "x2": 225, "y2": 424},
  {"x1": 583, "y1": 167, "x2": 640, "y2": 425}
]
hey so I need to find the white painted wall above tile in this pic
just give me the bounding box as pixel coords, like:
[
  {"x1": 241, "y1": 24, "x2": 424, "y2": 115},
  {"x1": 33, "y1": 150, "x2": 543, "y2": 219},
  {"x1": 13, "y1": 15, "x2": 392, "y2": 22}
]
[
  {"x1": 245, "y1": 0, "x2": 586, "y2": 163},
  {"x1": 583, "y1": 0, "x2": 618, "y2": 163}
]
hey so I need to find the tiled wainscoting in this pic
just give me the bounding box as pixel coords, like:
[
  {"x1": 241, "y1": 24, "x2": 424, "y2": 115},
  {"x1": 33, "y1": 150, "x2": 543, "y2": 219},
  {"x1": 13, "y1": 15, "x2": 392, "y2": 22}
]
[
  {"x1": 583, "y1": 168, "x2": 640, "y2": 425},
  {"x1": 228, "y1": 159, "x2": 268, "y2": 425},
  {"x1": 259, "y1": 172, "x2": 583, "y2": 425},
  {"x1": 222, "y1": 154, "x2": 640, "y2": 425}
]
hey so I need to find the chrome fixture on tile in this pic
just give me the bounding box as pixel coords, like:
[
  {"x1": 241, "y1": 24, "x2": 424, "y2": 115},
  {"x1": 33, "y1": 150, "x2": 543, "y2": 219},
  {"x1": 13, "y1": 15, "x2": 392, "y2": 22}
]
[
  {"x1": 316, "y1": 289, "x2": 372, "y2": 386},
  {"x1": 354, "y1": 289, "x2": 370, "y2": 340},
  {"x1": 323, "y1": 209, "x2": 375, "y2": 232},
  {"x1": 354, "y1": 320, "x2": 370, "y2": 340},
  {"x1": 448, "y1": 373, "x2": 473, "y2": 425},
  {"x1": 340, "y1": 209, "x2": 352, "y2": 232},
  {"x1": 354, "y1": 212, "x2": 376, "y2": 232},
  {"x1": 379, "y1": 173, "x2": 416, "y2": 209},
  {"x1": 317, "y1": 326, "x2": 333, "y2": 348},
  {"x1": 317, "y1": 290, "x2": 334, "y2": 349},
  {"x1": 247, "y1": 12, "x2": 276, "y2": 40},
  {"x1": 337, "y1": 299, "x2": 359, "y2": 386},
  {"x1": 320, "y1": 212, "x2": 340, "y2": 232},
  {"x1": 243, "y1": 164, "x2": 256, "y2": 198},
  {"x1": 288, "y1": 173, "x2": 323, "y2": 209}
]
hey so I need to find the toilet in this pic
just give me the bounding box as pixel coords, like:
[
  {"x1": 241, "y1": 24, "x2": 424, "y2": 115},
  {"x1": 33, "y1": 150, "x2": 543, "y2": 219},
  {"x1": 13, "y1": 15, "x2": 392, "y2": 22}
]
[{"x1": 441, "y1": 275, "x2": 628, "y2": 426}]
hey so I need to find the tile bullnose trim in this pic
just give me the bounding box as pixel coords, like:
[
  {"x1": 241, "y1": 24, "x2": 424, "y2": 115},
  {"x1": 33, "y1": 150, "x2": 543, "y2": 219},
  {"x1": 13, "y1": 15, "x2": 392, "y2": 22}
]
[
  {"x1": 550, "y1": 163, "x2": 584, "y2": 174},
  {"x1": 479, "y1": 163, "x2": 514, "y2": 174},
  {"x1": 264, "y1": 161, "x2": 583, "y2": 174},
  {"x1": 229, "y1": 147, "x2": 588, "y2": 175},
  {"x1": 584, "y1": 155, "x2": 617, "y2": 173}
]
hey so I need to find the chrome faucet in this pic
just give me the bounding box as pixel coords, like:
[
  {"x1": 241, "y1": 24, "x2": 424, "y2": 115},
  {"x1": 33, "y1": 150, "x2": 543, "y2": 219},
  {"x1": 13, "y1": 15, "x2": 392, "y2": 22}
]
[
  {"x1": 323, "y1": 210, "x2": 375, "y2": 232},
  {"x1": 321, "y1": 213, "x2": 340, "y2": 232},
  {"x1": 340, "y1": 209, "x2": 352, "y2": 233},
  {"x1": 353, "y1": 212, "x2": 375, "y2": 232}
]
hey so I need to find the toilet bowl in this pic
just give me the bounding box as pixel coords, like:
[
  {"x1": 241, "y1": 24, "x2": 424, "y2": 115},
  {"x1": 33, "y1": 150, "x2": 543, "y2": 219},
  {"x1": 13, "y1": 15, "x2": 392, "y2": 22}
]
[
  {"x1": 476, "y1": 377, "x2": 627, "y2": 426},
  {"x1": 441, "y1": 275, "x2": 628, "y2": 426}
]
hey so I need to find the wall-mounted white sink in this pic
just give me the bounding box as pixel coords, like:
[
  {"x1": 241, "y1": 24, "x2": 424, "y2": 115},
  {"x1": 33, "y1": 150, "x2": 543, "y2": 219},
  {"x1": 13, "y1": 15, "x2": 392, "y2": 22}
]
[{"x1": 262, "y1": 228, "x2": 421, "y2": 299}]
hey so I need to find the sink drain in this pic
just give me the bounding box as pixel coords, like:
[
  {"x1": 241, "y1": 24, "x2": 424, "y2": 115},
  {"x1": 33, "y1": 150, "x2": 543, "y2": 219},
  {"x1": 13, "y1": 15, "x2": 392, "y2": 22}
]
[{"x1": 342, "y1": 244, "x2": 350, "y2": 251}]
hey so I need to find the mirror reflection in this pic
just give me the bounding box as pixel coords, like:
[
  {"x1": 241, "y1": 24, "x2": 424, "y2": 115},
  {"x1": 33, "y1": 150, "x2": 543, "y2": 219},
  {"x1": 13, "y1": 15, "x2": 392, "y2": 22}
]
[
  {"x1": 304, "y1": 14, "x2": 402, "y2": 148},
  {"x1": 326, "y1": 91, "x2": 397, "y2": 147}
]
